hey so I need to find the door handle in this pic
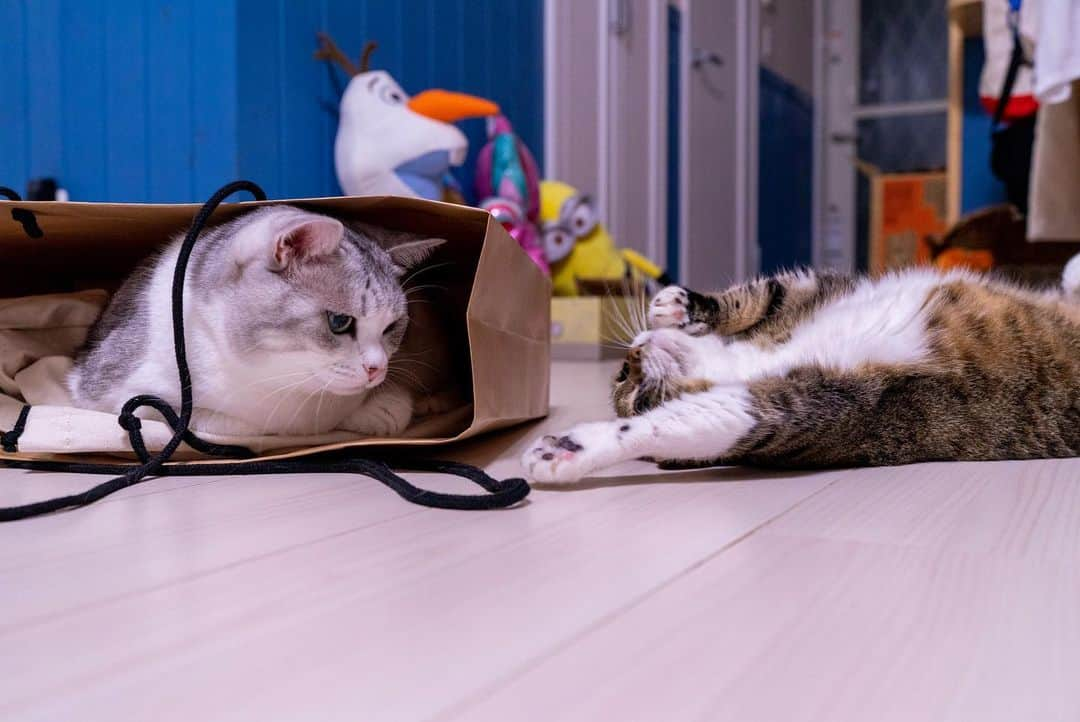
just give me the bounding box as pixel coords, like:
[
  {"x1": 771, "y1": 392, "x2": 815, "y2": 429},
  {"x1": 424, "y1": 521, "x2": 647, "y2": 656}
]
[{"x1": 692, "y1": 49, "x2": 724, "y2": 69}]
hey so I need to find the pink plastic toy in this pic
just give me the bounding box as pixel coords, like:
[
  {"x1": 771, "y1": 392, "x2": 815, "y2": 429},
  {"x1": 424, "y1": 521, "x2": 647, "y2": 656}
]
[{"x1": 475, "y1": 116, "x2": 547, "y2": 273}]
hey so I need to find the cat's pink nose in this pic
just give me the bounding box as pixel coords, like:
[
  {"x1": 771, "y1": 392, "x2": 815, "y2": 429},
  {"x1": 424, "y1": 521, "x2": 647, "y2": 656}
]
[{"x1": 364, "y1": 364, "x2": 385, "y2": 382}]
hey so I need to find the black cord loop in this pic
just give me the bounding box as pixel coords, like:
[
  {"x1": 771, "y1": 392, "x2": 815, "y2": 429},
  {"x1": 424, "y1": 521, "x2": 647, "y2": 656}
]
[
  {"x1": 1, "y1": 405, "x2": 31, "y2": 453},
  {"x1": 0, "y1": 180, "x2": 530, "y2": 520},
  {"x1": 0, "y1": 186, "x2": 44, "y2": 238}
]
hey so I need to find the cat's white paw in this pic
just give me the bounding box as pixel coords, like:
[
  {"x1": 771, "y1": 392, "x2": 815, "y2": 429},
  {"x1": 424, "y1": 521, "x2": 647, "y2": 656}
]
[
  {"x1": 413, "y1": 388, "x2": 462, "y2": 418},
  {"x1": 189, "y1": 408, "x2": 263, "y2": 436},
  {"x1": 648, "y1": 286, "x2": 690, "y2": 329},
  {"x1": 340, "y1": 387, "x2": 413, "y2": 436},
  {"x1": 521, "y1": 421, "x2": 632, "y2": 483}
]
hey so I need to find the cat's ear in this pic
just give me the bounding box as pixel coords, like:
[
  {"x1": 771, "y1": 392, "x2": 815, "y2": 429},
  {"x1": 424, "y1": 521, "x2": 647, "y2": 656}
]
[
  {"x1": 388, "y1": 238, "x2": 446, "y2": 274},
  {"x1": 271, "y1": 216, "x2": 344, "y2": 270}
]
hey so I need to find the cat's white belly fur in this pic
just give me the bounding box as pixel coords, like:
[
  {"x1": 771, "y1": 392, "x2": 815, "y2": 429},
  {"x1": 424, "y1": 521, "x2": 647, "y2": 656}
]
[{"x1": 671, "y1": 270, "x2": 943, "y2": 386}]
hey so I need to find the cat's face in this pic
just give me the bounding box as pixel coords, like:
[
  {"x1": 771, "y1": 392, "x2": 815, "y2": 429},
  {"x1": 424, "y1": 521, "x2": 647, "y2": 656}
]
[
  {"x1": 611, "y1": 329, "x2": 711, "y2": 417},
  {"x1": 211, "y1": 207, "x2": 443, "y2": 397}
]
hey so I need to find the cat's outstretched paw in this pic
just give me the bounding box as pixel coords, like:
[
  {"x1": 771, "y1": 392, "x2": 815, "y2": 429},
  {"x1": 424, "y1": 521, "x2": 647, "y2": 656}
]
[
  {"x1": 521, "y1": 421, "x2": 632, "y2": 483},
  {"x1": 648, "y1": 286, "x2": 690, "y2": 329},
  {"x1": 649, "y1": 286, "x2": 713, "y2": 335},
  {"x1": 522, "y1": 433, "x2": 593, "y2": 483}
]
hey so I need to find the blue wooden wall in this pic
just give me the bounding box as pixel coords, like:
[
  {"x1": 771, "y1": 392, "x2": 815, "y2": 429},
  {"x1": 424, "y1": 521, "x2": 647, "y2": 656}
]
[
  {"x1": 0, "y1": 0, "x2": 544, "y2": 202},
  {"x1": 0, "y1": 0, "x2": 238, "y2": 202}
]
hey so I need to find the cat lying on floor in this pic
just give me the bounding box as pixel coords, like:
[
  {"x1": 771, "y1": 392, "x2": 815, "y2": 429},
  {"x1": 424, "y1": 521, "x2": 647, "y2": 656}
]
[
  {"x1": 523, "y1": 257, "x2": 1080, "y2": 483},
  {"x1": 68, "y1": 206, "x2": 455, "y2": 438}
]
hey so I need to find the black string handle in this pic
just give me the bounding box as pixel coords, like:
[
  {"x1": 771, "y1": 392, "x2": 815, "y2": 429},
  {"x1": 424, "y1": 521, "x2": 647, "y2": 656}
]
[
  {"x1": 0, "y1": 180, "x2": 530, "y2": 520},
  {"x1": 0, "y1": 186, "x2": 44, "y2": 238}
]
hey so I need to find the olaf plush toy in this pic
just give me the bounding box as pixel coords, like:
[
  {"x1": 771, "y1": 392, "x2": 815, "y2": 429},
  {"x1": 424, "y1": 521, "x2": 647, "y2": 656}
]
[{"x1": 316, "y1": 34, "x2": 499, "y2": 201}]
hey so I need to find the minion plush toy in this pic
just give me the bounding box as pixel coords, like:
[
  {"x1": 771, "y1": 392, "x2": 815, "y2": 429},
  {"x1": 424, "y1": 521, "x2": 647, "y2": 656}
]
[
  {"x1": 540, "y1": 181, "x2": 622, "y2": 295},
  {"x1": 539, "y1": 180, "x2": 668, "y2": 295}
]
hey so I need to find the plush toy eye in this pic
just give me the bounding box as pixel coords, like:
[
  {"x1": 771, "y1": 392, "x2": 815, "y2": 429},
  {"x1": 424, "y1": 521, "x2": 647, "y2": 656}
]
[
  {"x1": 380, "y1": 86, "x2": 405, "y2": 105},
  {"x1": 569, "y1": 202, "x2": 597, "y2": 237},
  {"x1": 326, "y1": 312, "x2": 355, "y2": 335},
  {"x1": 543, "y1": 227, "x2": 575, "y2": 263}
]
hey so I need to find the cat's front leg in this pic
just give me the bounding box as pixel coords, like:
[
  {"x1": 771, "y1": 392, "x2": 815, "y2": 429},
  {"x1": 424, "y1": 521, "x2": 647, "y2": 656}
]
[
  {"x1": 188, "y1": 407, "x2": 264, "y2": 436},
  {"x1": 339, "y1": 383, "x2": 413, "y2": 436},
  {"x1": 521, "y1": 386, "x2": 756, "y2": 483}
]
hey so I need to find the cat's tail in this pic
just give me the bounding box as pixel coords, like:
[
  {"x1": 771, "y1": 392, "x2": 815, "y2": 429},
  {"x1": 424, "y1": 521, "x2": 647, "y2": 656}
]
[{"x1": 1064, "y1": 254, "x2": 1080, "y2": 298}]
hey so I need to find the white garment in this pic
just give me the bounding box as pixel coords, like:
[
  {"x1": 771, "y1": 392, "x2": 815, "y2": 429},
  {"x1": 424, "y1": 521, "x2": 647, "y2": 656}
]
[
  {"x1": 1034, "y1": 0, "x2": 1080, "y2": 103},
  {"x1": 980, "y1": 0, "x2": 1039, "y2": 108}
]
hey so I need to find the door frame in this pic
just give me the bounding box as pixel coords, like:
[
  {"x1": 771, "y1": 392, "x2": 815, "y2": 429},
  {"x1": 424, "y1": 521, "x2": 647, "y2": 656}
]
[{"x1": 545, "y1": 0, "x2": 759, "y2": 286}]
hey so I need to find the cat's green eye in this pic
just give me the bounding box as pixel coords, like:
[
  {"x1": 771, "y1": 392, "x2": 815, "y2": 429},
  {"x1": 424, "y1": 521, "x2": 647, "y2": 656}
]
[{"x1": 326, "y1": 311, "x2": 355, "y2": 335}]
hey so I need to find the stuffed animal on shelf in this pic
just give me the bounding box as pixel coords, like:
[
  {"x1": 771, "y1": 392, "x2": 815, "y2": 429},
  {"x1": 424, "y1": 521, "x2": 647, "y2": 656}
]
[
  {"x1": 475, "y1": 116, "x2": 546, "y2": 272},
  {"x1": 539, "y1": 180, "x2": 671, "y2": 295},
  {"x1": 315, "y1": 34, "x2": 499, "y2": 201}
]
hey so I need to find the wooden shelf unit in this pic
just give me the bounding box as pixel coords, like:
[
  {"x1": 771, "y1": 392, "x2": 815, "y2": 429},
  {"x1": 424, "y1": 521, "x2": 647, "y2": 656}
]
[{"x1": 946, "y1": 0, "x2": 983, "y2": 223}]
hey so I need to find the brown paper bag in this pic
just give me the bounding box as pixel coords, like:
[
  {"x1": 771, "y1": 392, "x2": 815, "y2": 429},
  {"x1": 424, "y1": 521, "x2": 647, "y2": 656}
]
[{"x1": 0, "y1": 192, "x2": 550, "y2": 465}]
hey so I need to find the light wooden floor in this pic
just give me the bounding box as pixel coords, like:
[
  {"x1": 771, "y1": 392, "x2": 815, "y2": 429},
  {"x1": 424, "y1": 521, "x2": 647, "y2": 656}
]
[{"x1": 2, "y1": 361, "x2": 1079, "y2": 722}]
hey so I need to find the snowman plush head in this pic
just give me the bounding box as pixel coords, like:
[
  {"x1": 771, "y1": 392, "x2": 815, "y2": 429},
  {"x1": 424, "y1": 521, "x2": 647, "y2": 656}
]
[{"x1": 316, "y1": 34, "x2": 499, "y2": 199}]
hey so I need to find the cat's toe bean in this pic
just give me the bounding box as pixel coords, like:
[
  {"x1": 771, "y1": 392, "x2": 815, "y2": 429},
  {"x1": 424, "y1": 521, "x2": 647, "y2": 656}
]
[{"x1": 649, "y1": 286, "x2": 690, "y2": 329}]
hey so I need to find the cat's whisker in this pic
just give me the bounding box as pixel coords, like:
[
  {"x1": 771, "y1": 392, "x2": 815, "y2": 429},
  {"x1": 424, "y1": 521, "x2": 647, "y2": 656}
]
[
  {"x1": 314, "y1": 383, "x2": 330, "y2": 435},
  {"x1": 606, "y1": 304, "x2": 634, "y2": 344},
  {"x1": 627, "y1": 277, "x2": 648, "y2": 335},
  {"x1": 260, "y1": 374, "x2": 317, "y2": 436},
  {"x1": 386, "y1": 366, "x2": 428, "y2": 391},
  {"x1": 391, "y1": 357, "x2": 440, "y2": 373},
  {"x1": 193, "y1": 369, "x2": 312, "y2": 409},
  {"x1": 403, "y1": 283, "x2": 448, "y2": 297},
  {"x1": 637, "y1": 287, "x2": 649, "y2": 333},
  {"x1": 400, "y1": 261, "x2": 454, "y2": 288},
  {"x1": 599, "y1": 329, "x2": 632, "y2": 348},
  {"x1": 286, "y1": 380, "x2": 331, "y2": 433},
  {"x1": 604, "y1": 290, "x2": 637, "y2": 345},
  {"x1": 620, "y1": 279, "x2": 648, "y2": 338},
  {"x1": 387, "y1": 367, "x2": 429, "y2": 392}
]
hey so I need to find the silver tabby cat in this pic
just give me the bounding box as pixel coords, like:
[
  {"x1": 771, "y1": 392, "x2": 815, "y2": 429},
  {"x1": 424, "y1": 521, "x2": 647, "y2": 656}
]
[{"x1": 68, "y1": 206, "x2": 446, "y2": 437}]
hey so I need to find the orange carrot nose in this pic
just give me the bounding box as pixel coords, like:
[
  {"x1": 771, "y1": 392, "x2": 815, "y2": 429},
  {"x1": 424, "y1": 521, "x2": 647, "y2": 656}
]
[{"x1": 407, "y1": 89, "x2": 500, "y2": 123}]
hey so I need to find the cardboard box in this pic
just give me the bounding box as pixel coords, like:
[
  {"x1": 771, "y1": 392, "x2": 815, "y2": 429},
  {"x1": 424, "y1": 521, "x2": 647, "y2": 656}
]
[
  {"x1": 551, "y1": 295, "x2": 640, "y2": 361},
  {"x1": 859, "y1": 162, "x2": 948, "y2": 274}
]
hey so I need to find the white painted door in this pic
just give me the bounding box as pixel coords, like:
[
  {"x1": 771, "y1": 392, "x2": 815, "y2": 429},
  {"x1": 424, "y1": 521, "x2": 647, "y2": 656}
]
[
  {"x1": 680, "y1": 0, "x2": 758, "y2": 288},
  {"x1": 545, "y1": 0, "x2": 757, "y2": 287}
]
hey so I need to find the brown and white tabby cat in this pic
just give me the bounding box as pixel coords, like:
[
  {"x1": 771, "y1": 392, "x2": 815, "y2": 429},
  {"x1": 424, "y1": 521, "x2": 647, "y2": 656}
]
[{"x1": 522, "y1": 257, "x2": 1080, "y2": 483}]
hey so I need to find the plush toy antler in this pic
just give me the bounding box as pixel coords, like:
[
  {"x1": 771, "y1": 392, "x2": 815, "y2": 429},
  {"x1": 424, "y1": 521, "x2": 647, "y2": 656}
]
[
  {"x1": 314, "y1": 32, "x2": 360, "y2": 77},
  {"x1": 359, "y1": 41, "x2": 377, "y2": 72}
]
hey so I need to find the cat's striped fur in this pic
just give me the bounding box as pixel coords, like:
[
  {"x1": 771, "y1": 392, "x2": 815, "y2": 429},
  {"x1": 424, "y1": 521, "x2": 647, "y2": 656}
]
[{"x1": 522, "y1": 258, "x2": 1080, "y2": 483}]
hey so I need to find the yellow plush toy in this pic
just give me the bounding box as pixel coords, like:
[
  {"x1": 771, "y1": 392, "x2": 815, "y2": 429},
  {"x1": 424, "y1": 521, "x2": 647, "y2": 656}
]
[{"x1": 539, "y1": 180, "x2": 628, "y2": 296}]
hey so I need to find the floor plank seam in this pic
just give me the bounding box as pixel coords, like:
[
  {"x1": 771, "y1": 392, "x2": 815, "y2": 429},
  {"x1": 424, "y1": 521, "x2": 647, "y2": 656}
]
[{"x1": 429, "y1": 473, "x2": 848, "y2": 722}]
